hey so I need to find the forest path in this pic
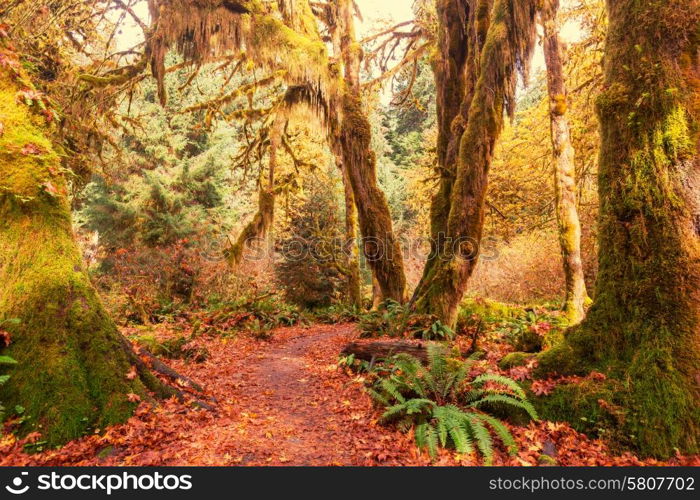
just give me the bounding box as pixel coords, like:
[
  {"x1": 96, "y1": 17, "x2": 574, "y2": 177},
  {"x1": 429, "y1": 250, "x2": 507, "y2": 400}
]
[
  {"x1": 1, "y1": 322, "x2": 421, "y2": 466},
  {"x1": 223, "y1": 323, "x2": 375, "y2": 465},
  {"x1": 163, "y1": 322, "x2": 418, "y2": 466}
]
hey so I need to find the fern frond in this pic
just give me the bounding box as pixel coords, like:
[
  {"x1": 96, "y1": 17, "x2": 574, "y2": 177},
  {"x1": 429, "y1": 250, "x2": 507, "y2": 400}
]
[
  {"x1": 379, "y1": 377, "x2": 406, "y2": 404},
  {"x1": 475, "y1": 413, "x2": 517, "y2": 455},
  {"x1": 473, "y1": 373, "x2": 526, "y2": 399},
  {"x1": 425, "y1": 424, "x2": 439, "y2": 459},
  {"x1": 471, "y1": 394, "x2": 539, "y2": 420},
  {"x1": 468, "y1": 414, "x2": 494, "y2": 465},
  {"x1": 366, "y1": 387, "x2": 390, "y2": 407}
]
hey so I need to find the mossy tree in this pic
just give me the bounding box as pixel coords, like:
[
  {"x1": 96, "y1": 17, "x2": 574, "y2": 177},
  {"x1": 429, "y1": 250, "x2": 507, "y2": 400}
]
[
  {"x1": 332, "y1": 0, "x2": 408, "y2": 303},
  {"x1": 541, "y1": 0, "x2": 589, "y2": 323},
  {"x1": 412, "y1": 0, "x2": 538, "y2": 326},
  {"x1": 0, "y1": 59, "x2": 175, "y2": 446},
  {"x1": 146, "y1": 0, "x2": 407, "y2": 303},
  {"x1": 537, "y1": 0, "x2": 700, "y2": 457}
]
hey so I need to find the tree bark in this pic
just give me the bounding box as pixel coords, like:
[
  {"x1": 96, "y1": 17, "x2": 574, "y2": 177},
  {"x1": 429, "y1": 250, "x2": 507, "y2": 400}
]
[
  {"x1": 339, "y1": 154, "x2": 363, "y2": 308},
  {"x1": 0, "y1": 65, "x2": 173, "y2": 445},
  {"x1": 412, "y1": 0, "x2": 538, "y2": 326},
  {"x1": 541, "y1": 0, "x2": 589, "y2": 324},
  {"x1": 537, "y1": 0, "x2": 700, "y2": 457},
  {"x1": 335, "y1": 0, "x2": 407, "y2": 303}
]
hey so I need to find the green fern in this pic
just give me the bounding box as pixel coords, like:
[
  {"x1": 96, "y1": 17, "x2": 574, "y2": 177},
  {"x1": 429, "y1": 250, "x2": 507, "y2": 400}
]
[
  {"x1": 369, "y1": 344, "x2": 537, "y2": 462},
  {"x1": 0, "y1": 354, "x2": 17, "y2": 428}
]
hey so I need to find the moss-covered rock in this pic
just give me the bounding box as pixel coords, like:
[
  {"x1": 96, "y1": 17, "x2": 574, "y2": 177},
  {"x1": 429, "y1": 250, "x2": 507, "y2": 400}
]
[{"x1": 498, "y1": 351, "x2": 533, "y2": 370}]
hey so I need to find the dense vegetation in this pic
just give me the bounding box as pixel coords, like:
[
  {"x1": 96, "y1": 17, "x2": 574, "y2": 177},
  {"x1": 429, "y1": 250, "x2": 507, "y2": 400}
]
[{"x1": 0, "y1": 0, "x2": 697, "y2": 465}]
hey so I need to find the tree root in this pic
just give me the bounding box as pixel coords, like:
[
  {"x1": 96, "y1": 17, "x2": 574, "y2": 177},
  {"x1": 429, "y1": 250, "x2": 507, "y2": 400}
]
[{"x1": 119, "y1": 336, "x2": 216, "y2": 411}]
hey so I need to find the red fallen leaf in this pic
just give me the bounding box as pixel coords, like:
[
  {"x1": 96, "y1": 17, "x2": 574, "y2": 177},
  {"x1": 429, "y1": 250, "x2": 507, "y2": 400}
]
[
  {"x1": 42, "y1": 181, "x2": 60, "y2": 197},
  {"x1": 531, "y1": 379, "x2": 557, "y2": 396},
  {"x1": 126, "y1": 393, "x2": 141, "y2": 403},
  {"x1": 21, "y1": 143, "x2": 43, "y2": 155},
  {"x1": 25, "y1": 432, "x2": 42, "y2": 443},
  {"x1": 588, "y1": 371, "x2": 607, "y2": 381},
  {"x1": 125, "y1": 366, "x2": 138, "y2": 380},
  {"x1": 508, "y1": 365, "x2": 531, "y2": 381},
  {"x1": 0, "y1": 329, "x2": 10, "y2": 348}
]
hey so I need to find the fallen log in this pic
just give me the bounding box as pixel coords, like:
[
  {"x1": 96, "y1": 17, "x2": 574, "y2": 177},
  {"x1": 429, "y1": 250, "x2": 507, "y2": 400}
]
[{"x1": 341, "y1": 341, "x2": 428, "y2": 364}]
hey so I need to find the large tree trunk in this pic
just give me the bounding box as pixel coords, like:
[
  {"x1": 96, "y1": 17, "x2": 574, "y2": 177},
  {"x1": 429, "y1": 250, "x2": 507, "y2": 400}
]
[
  {"x1": 412, "y1": 0, "x2": 538, "y2": 326},
  {"x1": 541, "y1": 0, "x2": 589, "y2": 324},
  {"x1": 0, "y1": 66, "x2": 171, "y2": 445},
  {"x1": 537, "y1": 0, "x2": 700, "y2": 457},
  {"x1": 413, "y1": 0, "x2": 477, "y2": 301},
  {"x1": 335, "y1": 0, "x2": 407, "y2": 303}
]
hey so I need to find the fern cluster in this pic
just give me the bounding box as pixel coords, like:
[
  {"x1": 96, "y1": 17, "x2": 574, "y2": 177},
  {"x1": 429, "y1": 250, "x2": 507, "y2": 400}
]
[{"x1": 368, "y1": 345, "x2": 538, "y2": 463}]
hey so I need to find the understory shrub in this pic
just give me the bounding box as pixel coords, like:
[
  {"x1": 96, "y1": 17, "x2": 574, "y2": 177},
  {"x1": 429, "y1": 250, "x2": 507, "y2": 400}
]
[{"x1": 359, "y1": 300, "x2": 455, "y2": 341}]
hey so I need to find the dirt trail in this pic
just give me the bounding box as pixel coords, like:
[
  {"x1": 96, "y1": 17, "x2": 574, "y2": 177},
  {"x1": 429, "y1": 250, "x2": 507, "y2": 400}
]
[
  {"x1": 225, "y1": 324, "x2": 371, "y2": 465},
  {"x1": 0, "y1": 323, "x2": 419, "y2": 466}
]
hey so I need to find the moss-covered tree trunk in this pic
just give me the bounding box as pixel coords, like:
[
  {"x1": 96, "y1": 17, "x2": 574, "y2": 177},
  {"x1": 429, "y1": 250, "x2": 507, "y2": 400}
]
[
  {"x1": 537, "y1": 0, "x2": 700, "y2": 457},
  {"x1": 226, "y1": 114, "x2": 282, "y2": 267},
  {"x1": 0, "y1": 65, "x2": 169, "y2": 445},
  {"x1": 338, "y1": 154, "x2": 363, "y2": 308},
  {"x1": 413, "y1": 0, "x2": 476, "y2": 300},
  {"x1": 335, "y1": 0, "x2": 407, "y2": 303},
  {"x1": 412, "y1": 0, "x2": 537, "y2": 326},
  {"x1": 541, "y1": 0, "x2": 589, "y2": 323}
]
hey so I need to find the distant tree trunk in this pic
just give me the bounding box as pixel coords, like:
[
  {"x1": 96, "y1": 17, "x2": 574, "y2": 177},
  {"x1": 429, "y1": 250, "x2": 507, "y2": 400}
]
[
  {"x1": 541, "y1": 0, "x2": 588, "y2": 324},
  {"x1": 371, "y1": 275, "x2": 382, "y2": 310},
  {"x1": 0, "y1": 66, "x2": 172, "y2": 445},
  {"x1": 413, "y1": 0, "x2": 538, "y2": 326},
  {"x1": 335, "y1": 0, "x2": 407, "y2": 303},
  {"x1": 537, "y1": 0, "x2": 700, "y2": 457},
  {"x1": 226, "y1": 115, "x2": 282, "y2": 267}
]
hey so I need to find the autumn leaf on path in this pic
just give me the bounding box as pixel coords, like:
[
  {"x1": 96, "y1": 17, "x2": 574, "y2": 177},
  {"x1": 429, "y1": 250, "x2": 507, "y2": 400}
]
[{"x1": 126, "y1": 393, "x2": 141, "y2": 403}]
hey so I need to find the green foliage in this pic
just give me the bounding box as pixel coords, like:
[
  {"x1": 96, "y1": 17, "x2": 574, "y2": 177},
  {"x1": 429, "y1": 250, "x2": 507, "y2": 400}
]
[
  {"x1": 457, "y1": 299, "x2": 566, "y2": 353},
  {"x1": 369, "y1": 345, "x2": 537, "y2": 462},
  {"x1": 358, "y1": 300, "x2": 408, "y2": 338},
  {"x1": 312, "y1": 304, "x2": 363, "y2": 324},
  {"x1": 196, "y1": 294, "x2": 308, "y2": 339},
  {"x1": 0, "y1": 318, "x2": 20, "y2": 429},
  {"x1": 275, "y1": 177, "x2": 347, "y2": 309},
  {"x1": 0, "y1": 353, "x2": 18, "y2": 430},
  {"x1": 359, "y1": 300, "x2": 455, "y2": 341}
]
